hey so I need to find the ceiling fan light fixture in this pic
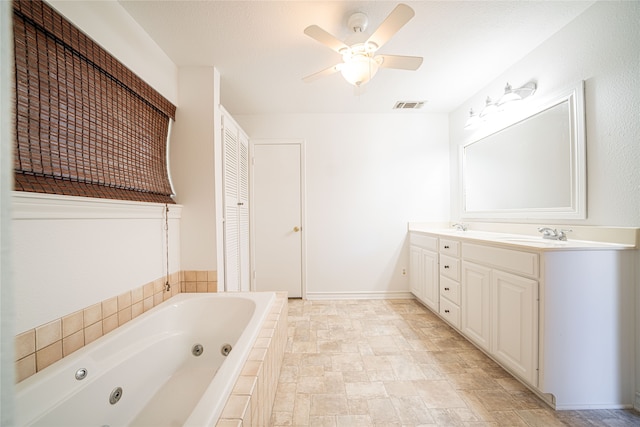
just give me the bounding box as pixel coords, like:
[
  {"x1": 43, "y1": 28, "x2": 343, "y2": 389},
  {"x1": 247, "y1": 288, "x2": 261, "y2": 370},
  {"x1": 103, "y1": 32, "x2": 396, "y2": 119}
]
[{"x1": 340, "y1": 55, "x2": 379, "y2": 86}]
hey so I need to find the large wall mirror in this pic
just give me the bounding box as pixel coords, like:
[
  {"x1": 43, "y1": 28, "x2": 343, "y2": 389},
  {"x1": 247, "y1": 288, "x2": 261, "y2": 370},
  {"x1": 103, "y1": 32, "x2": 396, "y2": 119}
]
[{"x1": 461, "y1": 81, "x2": 586, "y2": 220}]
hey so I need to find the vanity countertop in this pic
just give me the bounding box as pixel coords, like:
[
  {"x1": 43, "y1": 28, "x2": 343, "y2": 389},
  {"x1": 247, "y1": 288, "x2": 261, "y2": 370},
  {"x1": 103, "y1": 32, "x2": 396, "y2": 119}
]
[{"x1": 408, "y1": 225, "x2": 637, "y2": 251}]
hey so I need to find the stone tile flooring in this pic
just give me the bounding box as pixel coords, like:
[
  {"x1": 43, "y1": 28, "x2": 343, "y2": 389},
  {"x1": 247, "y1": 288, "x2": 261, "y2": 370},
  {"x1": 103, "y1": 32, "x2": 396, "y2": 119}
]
[{"x1": 270, "y1": 299, "x2": 640, "y2": 426}]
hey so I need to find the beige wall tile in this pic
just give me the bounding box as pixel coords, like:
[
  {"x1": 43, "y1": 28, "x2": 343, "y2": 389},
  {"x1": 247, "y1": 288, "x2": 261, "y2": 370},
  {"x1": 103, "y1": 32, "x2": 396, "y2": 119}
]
[
  {"x1": 185, "y1": 282, "x2": 196, "y2": 293},
  {"x1": 131, "y1": 301, "x2": 144, "y2": 319},
  {"x1": 221, "y1": 395, "x2": 251, "y2": 419},
  {"x1": 102, "y1": 297, "x2": 118, "y2": 318},
  {"x1": 84, "y1": 321, "x2": 103, "y2": 345},
  {"x1": 233, "y1": 375, "x2": 258, "y2": 395},
  {"x1": 184, "y1": 270, "x2": 197, "y2": 281},
  {"x1": 207, "y1": 282, "x2": 218, "y2": 292},
  {"x1": 103, "y1": 313, "x2": 118, "y2": 335},
  {"x1": 196, "y1": 270, "x2": 208, "y2": 281},
  {"x1": 15, "y1": 354, "x2": 36, "y2": 382},
  {"x1": 117, "y1": 291, "x2": 132, "y2": 310},
  {"x1": 143, "y1": 282, "x2": 154, "y2": 299},
  {"x1": 207, "y1": 270, "x2": 217, "y2": 281},
  {"x1": 15, "y1": 329, "x2": 35, "y2": 360},
  {"x1": 196, "y1": 282, "x2": 208, "y2": 293},
  {"x1": 143, "y1": 296, "x2": 153, "y2": 312},
  {"x1": 84, "y1": 303, "x2": 102, "y2": 326},
  {"x1": 62, "y1": 311, "x2": 84, "y2": 338},
  {"x1": 36, "y1": 341, "x2": 63, "y2": 371},
  {"x1": 62, "y1": 330, "x2": 84, "y2": 357},
  {"x1": 118, "y1": 307, "x2": 132, "y2": 326},
  {"x1": 35, "y1": 319, "x2": 61, "y2": 351},
  {"x1": 131, "y1": 286, "x2": 143, "y2": 304},
  {"x1": 153, "y1": 278, "x2": 164, "y2": 294},
  {"x1": 153, "y1": 292, "x2": 163, "y2": 307}
]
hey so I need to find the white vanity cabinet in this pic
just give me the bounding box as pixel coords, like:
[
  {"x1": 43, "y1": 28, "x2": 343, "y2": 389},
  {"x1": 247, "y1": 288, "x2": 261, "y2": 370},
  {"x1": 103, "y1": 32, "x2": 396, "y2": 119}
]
[
  {"x1": 409, "y1": 234, "x2": 439, "y2": 311},
  {"x1": 407, "y1": 227, "x2": 636, "y2": 409}
]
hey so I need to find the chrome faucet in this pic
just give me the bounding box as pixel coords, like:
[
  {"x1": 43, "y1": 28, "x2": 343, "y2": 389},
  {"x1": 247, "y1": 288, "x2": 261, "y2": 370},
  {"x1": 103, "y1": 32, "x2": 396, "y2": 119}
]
[
  {"x1": 538, "y1": 227, "x2": 572, "y2": 241},
  {"x1": 452, "y1": 223, "x2": 467, "y2": 231}
]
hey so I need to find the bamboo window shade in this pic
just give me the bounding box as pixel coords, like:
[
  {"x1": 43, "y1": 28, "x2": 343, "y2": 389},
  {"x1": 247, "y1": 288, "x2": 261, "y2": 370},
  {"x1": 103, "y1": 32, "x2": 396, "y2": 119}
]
[{"x1": 12, "y1": 0, "x2": 177, "y2": 204}]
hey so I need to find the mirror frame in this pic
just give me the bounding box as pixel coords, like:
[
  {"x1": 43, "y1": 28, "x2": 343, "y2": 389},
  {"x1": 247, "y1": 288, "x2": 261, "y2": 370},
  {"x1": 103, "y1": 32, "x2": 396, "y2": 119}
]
[{"x1": 460, "y1": 81, "x2": 586, "y2": 220}]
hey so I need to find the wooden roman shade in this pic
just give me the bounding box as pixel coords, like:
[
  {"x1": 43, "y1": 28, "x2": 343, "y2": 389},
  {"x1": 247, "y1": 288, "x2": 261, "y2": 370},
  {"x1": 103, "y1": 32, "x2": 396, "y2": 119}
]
[{"x1": 12, "y1": 0, "x2": 177, "y2": 204}]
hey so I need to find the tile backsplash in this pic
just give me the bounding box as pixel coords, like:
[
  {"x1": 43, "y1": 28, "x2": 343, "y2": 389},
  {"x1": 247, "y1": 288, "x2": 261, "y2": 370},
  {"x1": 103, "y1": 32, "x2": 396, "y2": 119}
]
[{"x1": 15, "y1": 270, "x2": 217, "y2": 382}]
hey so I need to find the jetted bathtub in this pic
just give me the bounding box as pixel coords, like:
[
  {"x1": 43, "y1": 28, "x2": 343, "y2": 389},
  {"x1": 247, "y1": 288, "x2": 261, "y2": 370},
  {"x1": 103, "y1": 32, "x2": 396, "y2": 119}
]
[{"x1": 15, "y1": 292, "x2": 276, "y2": 427}]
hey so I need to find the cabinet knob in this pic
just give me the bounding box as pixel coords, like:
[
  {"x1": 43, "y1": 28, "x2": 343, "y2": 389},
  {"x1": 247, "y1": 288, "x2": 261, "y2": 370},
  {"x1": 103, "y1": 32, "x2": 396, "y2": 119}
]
[
  {"x1": 444, "y1": 309, "x2": 450, "y2": 313},
  {"x1": 444, "y1": 245, "x2": 450, "y2": 249},
  {"x1": 444, "y1": 265, "x2": 450, "y2": 269},
  {"x1": 444, "y1": 287, "x2": 450, "y2": 291}
]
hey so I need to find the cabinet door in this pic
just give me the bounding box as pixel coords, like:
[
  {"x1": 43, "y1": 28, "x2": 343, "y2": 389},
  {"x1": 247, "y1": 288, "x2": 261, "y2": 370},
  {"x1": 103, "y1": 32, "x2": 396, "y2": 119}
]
[
  {"x1": 492, "y1": 270, "x2": 538, "y2": 386},
  {"x1": 462, "y1": 261, "x2": 491, "y2": 351},
  {"x1": 409, "y1": 247, "x2": 438, "y2": 311},
  {"x1": 409, "y1": 246, "x2": 424, "y2": 298},
  {"x1": 421, "y1": 250, "x2": 439, "y2": 311}
]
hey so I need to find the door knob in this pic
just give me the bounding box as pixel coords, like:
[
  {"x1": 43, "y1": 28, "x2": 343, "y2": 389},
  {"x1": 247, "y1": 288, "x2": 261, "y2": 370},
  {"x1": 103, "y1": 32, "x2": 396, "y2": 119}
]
[{"x1": 293, "y1": 226, "x2": 301, "y2": 232}]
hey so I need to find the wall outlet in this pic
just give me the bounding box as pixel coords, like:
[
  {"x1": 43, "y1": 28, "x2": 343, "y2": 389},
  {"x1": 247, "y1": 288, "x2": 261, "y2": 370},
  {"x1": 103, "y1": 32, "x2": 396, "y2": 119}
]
[{"x1": 402, "y1": 268, "x2": 407, "y2": 276}]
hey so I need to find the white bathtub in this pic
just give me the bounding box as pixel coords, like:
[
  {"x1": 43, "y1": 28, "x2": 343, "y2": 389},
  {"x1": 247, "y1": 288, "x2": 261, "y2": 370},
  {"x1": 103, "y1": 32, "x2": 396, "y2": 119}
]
[{"x1": 15, "y1": 292, "x2": 276, "y2": 427}]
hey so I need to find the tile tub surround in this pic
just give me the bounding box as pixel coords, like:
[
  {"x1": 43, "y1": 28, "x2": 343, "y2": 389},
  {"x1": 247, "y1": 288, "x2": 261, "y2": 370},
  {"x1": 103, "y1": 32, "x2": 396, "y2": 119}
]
[
  {"x1": 14, "y1": 270, "x2": 216, "y2": 382},
  {"x1": 218, "y1": 292, "x2": 288, "y2": 427},
  {"x1": 271, "y1": 299, "x2": 640, "y2": 426}
]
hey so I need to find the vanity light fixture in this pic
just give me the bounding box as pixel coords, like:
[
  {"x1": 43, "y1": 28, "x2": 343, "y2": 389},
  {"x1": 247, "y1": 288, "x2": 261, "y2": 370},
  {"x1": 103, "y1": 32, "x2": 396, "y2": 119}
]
[
  {"x1": 498, "y1": 81, "x2": 537, "y2": 105},
  {"x1": 464, "y1": 80, "x2": 537, "y2": 129}
]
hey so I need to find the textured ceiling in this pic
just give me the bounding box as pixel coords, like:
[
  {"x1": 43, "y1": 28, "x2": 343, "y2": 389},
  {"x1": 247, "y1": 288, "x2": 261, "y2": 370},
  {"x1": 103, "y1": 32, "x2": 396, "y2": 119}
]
[{"x1": 118, "y1": 1, "x2": 595, "y2": 115}]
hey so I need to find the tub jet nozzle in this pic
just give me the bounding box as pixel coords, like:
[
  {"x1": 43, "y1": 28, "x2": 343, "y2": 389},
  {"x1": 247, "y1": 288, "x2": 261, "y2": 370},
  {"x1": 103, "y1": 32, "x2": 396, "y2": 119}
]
[{"x1": 192, "y1": 343, "x2": 204, "y2": 357}]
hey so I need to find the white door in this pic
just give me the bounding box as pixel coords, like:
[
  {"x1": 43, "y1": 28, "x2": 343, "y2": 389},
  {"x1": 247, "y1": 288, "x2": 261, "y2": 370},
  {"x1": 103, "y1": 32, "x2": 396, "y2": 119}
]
[{"x1": 251, "y1": 141, "x2": 304, "y2": 297}]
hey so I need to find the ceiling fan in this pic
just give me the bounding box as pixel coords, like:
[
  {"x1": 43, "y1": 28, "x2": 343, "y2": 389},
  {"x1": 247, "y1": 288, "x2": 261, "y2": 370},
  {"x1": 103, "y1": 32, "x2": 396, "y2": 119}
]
[{"x1": 303, "y1": 3, "x2": 423, "y2": 87}]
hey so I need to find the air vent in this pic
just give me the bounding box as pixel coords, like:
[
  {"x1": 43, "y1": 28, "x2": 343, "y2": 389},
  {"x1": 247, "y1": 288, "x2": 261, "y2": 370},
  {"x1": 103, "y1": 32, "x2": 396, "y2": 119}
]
[{"x1": 393, "y1": 101, "x2": 426, "y2": 110}]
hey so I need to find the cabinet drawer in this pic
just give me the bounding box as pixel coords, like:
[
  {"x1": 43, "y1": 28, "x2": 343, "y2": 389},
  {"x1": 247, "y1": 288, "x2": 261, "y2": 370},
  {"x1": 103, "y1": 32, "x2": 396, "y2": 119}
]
[
  {"x1": 439, "y1": 255, "x2": 460, "y2": 281},
  {"x1": 439, "y1": 298, "x2": 460, "y2": 329},
  {"x1": 439, "y1": 239, "x2": 460, "y2": 256},
  {"x1": 462, "y1": 243, "x2": 539, "y2": 278},
  {"x1": 410, "y1": 233, "x2": 438, "y2": 251},
  {"x1": 440, "y1": 276, "x2": 460, "y2": 305}
]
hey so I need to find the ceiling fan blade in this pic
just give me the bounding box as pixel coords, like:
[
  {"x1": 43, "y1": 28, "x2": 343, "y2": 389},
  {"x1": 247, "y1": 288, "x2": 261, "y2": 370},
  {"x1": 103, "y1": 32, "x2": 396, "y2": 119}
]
[
  {"x1": 367, "y1": 4, "x2": 415, "y2": 50},
  {"x1": 302, "y1": 63, "x2": 341, "y2": 83},
  {"x1": 377, "y1": 54, "x2": 423, "y2": 70},
  {"x1": 304, "y1": 25, "x2": 349, "y2": 53}
]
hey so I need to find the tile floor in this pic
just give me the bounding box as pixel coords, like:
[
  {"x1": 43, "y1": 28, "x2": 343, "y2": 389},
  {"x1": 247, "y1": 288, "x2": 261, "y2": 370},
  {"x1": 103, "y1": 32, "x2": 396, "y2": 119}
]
[{"x1": 270, "y1": 298, "x2": 640, "y2": 426}]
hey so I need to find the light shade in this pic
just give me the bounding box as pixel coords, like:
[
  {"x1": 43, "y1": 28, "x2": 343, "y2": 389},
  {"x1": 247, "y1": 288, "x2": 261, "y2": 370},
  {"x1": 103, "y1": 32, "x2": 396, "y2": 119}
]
[
  {"x1": 498, "y1": 81, "x2": 537, "y2": 105},
  {"x1": 479, "y1": 96, "x2": 499, "y2": 117},
  {"x1": 340, "y1": 54, "x2": 379, "y2": 87}
]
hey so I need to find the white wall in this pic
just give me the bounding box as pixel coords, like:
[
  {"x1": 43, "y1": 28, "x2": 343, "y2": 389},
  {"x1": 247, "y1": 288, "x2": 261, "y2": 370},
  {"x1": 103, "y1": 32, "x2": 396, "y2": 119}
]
[
  {"x1": 237, "y1": 113, "x2": 449, "y2": 297},
  {"x1": 170, "y1": 67, "x2": 220, "y2": 272},
  {"x1": 449, "y1": 0, "x2": 640, "y2": 227},
  {"x1": 13, "y1": 196, "x2": 181, "y2": 333},
  {"x1": 448, "y1": 0, "x2": 640, "y2": 409},
  {"x1": 47, "y1": 0, "x2": 178, "y2": 104}
]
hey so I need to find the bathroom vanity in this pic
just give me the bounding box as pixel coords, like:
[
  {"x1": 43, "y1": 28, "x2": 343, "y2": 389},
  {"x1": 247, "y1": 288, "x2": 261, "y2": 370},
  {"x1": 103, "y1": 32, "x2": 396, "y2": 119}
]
[{"x1": 408, "y1": 225, "x2": 637, "y2": 410}]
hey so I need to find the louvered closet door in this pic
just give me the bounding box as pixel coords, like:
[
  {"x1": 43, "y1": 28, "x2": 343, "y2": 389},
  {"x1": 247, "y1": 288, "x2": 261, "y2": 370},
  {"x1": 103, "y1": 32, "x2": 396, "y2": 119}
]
[
  {"x1": 238, "y1": 133, "x2": 250, "y2": 291},
  {"x1": 223, "y1": 122, "x2": 240, "y2": 291}
]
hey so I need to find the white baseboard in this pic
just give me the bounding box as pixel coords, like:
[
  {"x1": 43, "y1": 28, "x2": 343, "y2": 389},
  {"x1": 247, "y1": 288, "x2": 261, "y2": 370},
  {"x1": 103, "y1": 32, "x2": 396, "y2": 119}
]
[{"x1": 305, "y1": 291, "x2": 414, "y2": 300}]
